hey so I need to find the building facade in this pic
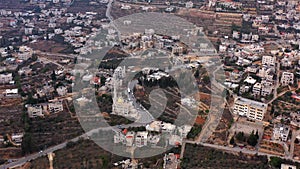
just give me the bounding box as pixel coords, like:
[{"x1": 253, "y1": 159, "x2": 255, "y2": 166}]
[
  {"x1": 262, "y1": 55, "x2": 276, "y2": 66},
  {"x1": 28, "y1": 105, "x2": 44, "y2": 118},
  {"x1": 273, "y1": 123, "x2": 290, "y2": 142},
  {"x1": 0, "y1": 73, "x2": 13, "y2": 84},
  {"x1": 48, "y1": 100, "x2": 63, "y2": 113},
  {"x1": 233, "y1": 97, "x2": 267, "y2": 121},
  {"x1": 280, "y1": 72, "x2": 294, "y2": 86}
]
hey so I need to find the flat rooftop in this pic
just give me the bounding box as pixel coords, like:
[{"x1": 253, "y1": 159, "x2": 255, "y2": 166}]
[{"x1": 235, "y1": 97, "x2": 267, "y2": 109}]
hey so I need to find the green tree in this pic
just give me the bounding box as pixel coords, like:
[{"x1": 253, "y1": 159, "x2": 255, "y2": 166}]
[
  {"x1": 31, "y1": 54, "x2": 38, "y2": 61},
  {"x1": 286, "y1": 91, "x2": 292, "y2": 97},
  {"x1": 74, "y1": 57, "x2": 77, "y2": 64},
  {"x1": 66, "y1": 141, "x2": 76, "y2": 148},
  {"x1": 230, "y1": 136, "x2": 235, "y2": 145},
  {"x1": 269, "y1": 157, "x2": 282, "y2": 168},
  {"x1": 21, "y1": 133, "x2": 33, "y2": 154},
  {"x1": 202, "y1": 75, "x2": 210, "y2": 84},
  {"x1": 194, "y1": 69, "x2": 200, "y2": 78},
  {"x1": 236, "y1": 132, "x2": 245, "y2": 142},
  {"x1": 51, "y1": 70, "x2": 56, "y2": 81},
  {"x1": 100, "y1": 155, "x2": 109, "y2": 169},
  {"x1": 232, "y1": 23, "x2": 241, "y2": 32},
  {"x1": 187, "y1": 125, "x2": 202, "y2": 139},
  {"x1": 247, "y1": 130, "x2": 258, "y2": 146},
  {"x1": 26, "y1": 93, "x2": 38, "y2": 104},
  {"x1": 255, "y1": 130, "x2": 259, "y2": 139}
]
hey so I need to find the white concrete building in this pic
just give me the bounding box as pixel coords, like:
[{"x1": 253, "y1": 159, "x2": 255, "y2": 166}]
[
  {"x1": 261, "y1": 85, "x2": 273, "y2": 96},
  {"x1": 11, "y1": 133, "x2": 24, "y2": 145},
  {"x1": 290, "y1": 112, "x2": 300, "y2": 127},
  {"x1": 281, "y1": 57, "x2": 292, "y2": 67},
  {"x1": 161, "y1": 123, "x2": 176, "y2": 133},
  {"x1": 172, "y1": 46, "x2": 183, "y2": 55},
  {"x1": 126, "y1": 131, "x2": 135, "y2": 147},
  {"x1": 56, "y1": 86, "x2": 68, "y2": 96},
  {"x1": 66, "y1": 17, "x2": 74, "y2": 23},
  {"x1": 28, "y1": 105, "x2": 44, "y2": 118},
  {"x1": 48, "y1": 100, "x2": 63, "y2": 113},
  {"x1": 135, "y1": 131, "x2": 148, "y2": 147},
  {"x1": 262, "y1": 55, "x2": 276, "y2": 66},
  {"x1": 281, "y1": 164, "x2": 296, "y2": 169},
  {"x1": 186, "y1": 1, "x2": 194, "y2": 8},
  {"x1": 114, "y1": 66, "x2": 126, "y2": 79},
  {"x1": 281, "y1": 72, "x2": 294, "y2": 86},
  {"x1": 146, "y1": 121, "x2": 162, "y2": 132},
  {"x1": 244, "y1": 76, "x2": 257, "y2": 85},
  {"x1": 18, "y1": 52, "x2": 32, "y2": 60},
  {"x1": 48, "y1": 22, "x2": 56, "y2": 28},
  {"x1": 247, "y1": 65, "x2": 259, "y2": 73},
  {"x1": 233, "y1": 97, "x2": 267, "y2": 121},
  {"x1": 233, "y1": 31, "x2": 240, "y2": 39},
  {"x1": 273, "y1": 123, "x2": 290, "y2": 142},
  {"x1": 18, "y1": 46, "x2": 33, "y2": 60},
  {"x1": 0, "y1": 73, "x2": 13, "y2": 84},
  {"x1": 114, "y1": 131, "x2": 126, "y2": 145},
  {"x1": 54, "y1": 28, "x2": 63, "y2": 34},
  {"x1": 25, "y1": 27, "x2": 33, "y2": 35},
  {"x1": 5, "y1": 89, "x2": 18, "y2": 97},
  {"x1": 257, "y1": 67, "x2": 275, "y2": 81},
  {"x1": 252, "y1": 83, "x2": 262, "y2": 96}
]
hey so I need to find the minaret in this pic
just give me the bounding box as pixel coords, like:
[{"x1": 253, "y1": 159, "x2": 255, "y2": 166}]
[
  {"x1": 112, "y1": 73, "x2": 118, "y2": 114},
  {"x1": 113, "y1": 77, "x2": 117, "y2": 100}
]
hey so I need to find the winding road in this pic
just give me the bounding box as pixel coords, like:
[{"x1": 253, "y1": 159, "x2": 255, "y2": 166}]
[{"x1": 128, "y1": 80, "x2": 155, "y2": 124}]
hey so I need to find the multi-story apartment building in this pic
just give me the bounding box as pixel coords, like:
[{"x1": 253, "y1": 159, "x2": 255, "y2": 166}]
[
  {"x1": 135, "y1": 131, "x2": 148, "y2": 147},
  {"x1": 233, "y1": 97, "x2": 267, "y2": 121},
  {"x1": 280, "y1": 72, "x2": 294, "y2": 86},
  {"x1": 262, "y1": 55, "x2": 276, "y2": 66},
  {"x1": 56, "y1": 86, "x2": 68, "y2": 96},
  {"x1": 252, "y1": 83, "x2": 262, "y2": 96},
  {"x1": 48, "y1": 100, "x2": 63, "y2": 113},
  {"x1": 114, "y1": 66, "x2": 126, "y2": 80},
  {"x1": 261, "y1": 86, "x2": 273, "y2": 96},
  {"x1": 252, "y1": 81, "x2": 273, "y2": 96},
  {"x1": 27, "y1": 105, "x2": 44, "y2": 118},
  {"x1": 0, "y1": 73, "x2": 13, "y2": 84},
  {"x1": 273, "y1": 123, "x2": 290, "y2": 142}
]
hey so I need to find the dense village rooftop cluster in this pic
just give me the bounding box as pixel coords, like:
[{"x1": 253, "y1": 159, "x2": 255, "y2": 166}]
[{"x1": 0, "y1": 0, "x2": 300, "y2": 168}]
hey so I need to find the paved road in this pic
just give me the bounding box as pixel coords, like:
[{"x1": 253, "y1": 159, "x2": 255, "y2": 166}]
[
  {"x1": 106, "y1": 0, "x2": 124, "y2": 44},
  {"x1": 289, "y1": 130, "x2": 300, "y2": 159},
  {"x1": 196, "y1": 104, "x2": 224, "y2": 143},
  {"x1": 183, "y1": 140, "x2": 300, "y2": 163},
  {"x1": 106, "y1": 0, "x2": 114, "y2": 21},
  {"x1": 267, "y1": 89, "x2": 290, "y2": 105},
  {"x1": 128, "y1": 80, "x2": 155, "y2": 123},
  {"x1": 196, "y1": 63, "x2": 226, "y2": 143},
  {"x1": 167, "y1": 59, "x2": 226, "y2": 144},
  {"x1": 0, "y1": 122, "x2": 148, "y2": 169}
]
